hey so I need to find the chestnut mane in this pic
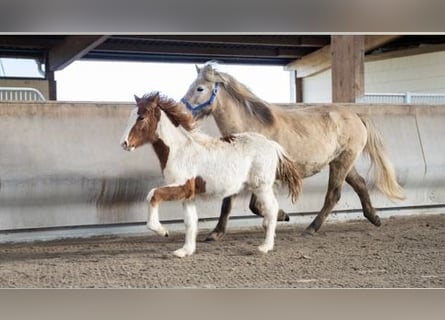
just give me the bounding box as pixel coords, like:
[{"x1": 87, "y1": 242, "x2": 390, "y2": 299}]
[{"x1": 139, "y1": 92, "x2": 196, "y2": 131}]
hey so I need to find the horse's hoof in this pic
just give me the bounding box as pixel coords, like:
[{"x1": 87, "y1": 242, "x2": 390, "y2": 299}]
[
  {"x1": 277, "y1": 210, "x2": 290, "y2": 222},
  {"x1": 258, "y1": 244, "x2": 273, "y2": 253},
  {"x1": 301, "y1": 229, "x2": 315, "y2": 238},
  {"x1": 365, "y1": 212, "x2": 382, "y2": 227},
  {"x1": 173, "y1": 247, "x2": 194, "y2": 258},
  {"x1": 372, "y1": 216, "x2": 382, "y2": 227},
  {"x1": 157, "y1": 229, "x2": 169, "y2": 237},
  {"x1": 205, "y1": 231, "x2": 225, "y2": 242},
  {"x1": 147, "y1": 223, "x2": 169, "y2": 237}
]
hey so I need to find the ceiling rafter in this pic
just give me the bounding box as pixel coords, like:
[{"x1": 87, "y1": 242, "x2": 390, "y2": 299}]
[
  {"x1": 1, "y1": 35, "x2": 444, "y2": 72},
  {"x1": 95, "y1": 40, "x2": 314, "y2": 59},
  {"x1": 285, "y1": 35, "x2": 402, "y2": 77},
  {"x1": 47, "y1": 35, "x2": 110, "y2": 72},
  {"x1": 114, "y1": 35, "x2": 329, "y2": 47}
]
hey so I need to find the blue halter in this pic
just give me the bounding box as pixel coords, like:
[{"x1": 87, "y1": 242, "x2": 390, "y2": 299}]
[{"x1": 181, "y1": 83, "x2": 219, "y2": 116}]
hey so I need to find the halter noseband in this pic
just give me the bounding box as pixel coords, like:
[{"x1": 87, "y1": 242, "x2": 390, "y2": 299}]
[{"x1": 181, "y1": 83, "x2": 219, "y2": 116}]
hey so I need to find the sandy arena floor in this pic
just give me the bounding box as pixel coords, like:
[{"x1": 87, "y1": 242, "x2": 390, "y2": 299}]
[{"x1": 0, "y1": 213, "x2": 443, "y2": 288}]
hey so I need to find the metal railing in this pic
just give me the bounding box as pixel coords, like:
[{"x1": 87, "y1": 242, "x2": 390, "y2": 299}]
[
  {"x1": 0, "y1": 87, "x2": 46, "y2": 101},
  {"x1": 357, "y1": 92, "x2": 445, "y2": 104}
]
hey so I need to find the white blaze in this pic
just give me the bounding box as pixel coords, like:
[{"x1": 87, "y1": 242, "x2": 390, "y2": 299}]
[{"x1": 120, "y1": 108, "x2": 139, "y2": 151}]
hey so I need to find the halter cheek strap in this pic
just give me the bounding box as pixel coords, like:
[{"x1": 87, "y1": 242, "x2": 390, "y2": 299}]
[{"x1": 181, "y1": 83, "x2": 219, "y2": 116}]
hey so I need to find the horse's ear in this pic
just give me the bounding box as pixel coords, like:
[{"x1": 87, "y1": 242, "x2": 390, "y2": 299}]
[
  {"x1": 153, "y1": 92, "x2": 160, "y2": 104},
  {"x1": 195, "y1": 64, "x2": 201, "y2": 74},
  {"x1": 134, "y1": 95, "x2": 141, "y2": 103}
]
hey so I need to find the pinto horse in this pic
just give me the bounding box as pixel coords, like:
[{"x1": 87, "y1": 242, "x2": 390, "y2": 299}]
[
  {"x1": 182, "y1": 62, "x2": 405, "y2": 241},
  {"x1": 120, "y1": 92, "x2": 302, "y2": 257}
]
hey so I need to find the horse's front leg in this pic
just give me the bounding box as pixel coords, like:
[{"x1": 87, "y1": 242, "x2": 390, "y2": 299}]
[
  {"x1": 173, "y1": 201, "x2": 198, "y2": 258},
  {"x1": 146, "y1": 178, "x2": 199, "y2": 238},
  {"x1": 146, "y1": 188, "x2": 170, "y2": 237}
]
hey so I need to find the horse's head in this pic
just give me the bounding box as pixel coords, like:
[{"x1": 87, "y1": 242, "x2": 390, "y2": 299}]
[
  {"x1": 181, "y1": 63, "x2": 226, "y2": 120},
  {"x1": 120, "y1": 92, "x2": 162, "y2": 151}
]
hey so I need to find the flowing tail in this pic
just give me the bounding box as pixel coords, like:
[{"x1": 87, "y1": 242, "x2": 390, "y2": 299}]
[
  {"x1": 360, "y1": 115, "x2": 405, "y2": 200},
  {"x1": 275, "y1": 147, "x2": 302, "y2": 203}
]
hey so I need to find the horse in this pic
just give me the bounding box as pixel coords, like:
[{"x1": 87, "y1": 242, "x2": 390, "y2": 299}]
[
  {"x1": 120, "y1": 92, "x2": 302, "y2": 257},
  {"x1": 181, "y1": 62, "x2": 405, "y2": 241}
]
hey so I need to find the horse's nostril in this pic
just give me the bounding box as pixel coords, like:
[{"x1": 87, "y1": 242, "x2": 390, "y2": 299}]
[{"x1": 121, "y1": 141, "x2": 128, "y2": 149}]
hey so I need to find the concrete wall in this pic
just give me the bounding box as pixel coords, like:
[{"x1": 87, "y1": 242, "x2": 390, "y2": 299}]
[
  {"x1": 0, "y1": 78, "x2": 50, "y2": 99},
  {"x1": 0, "y1": 101, "x2": 444, "y2": 239},
  {"x1": 303, "y1": 50, "x2": 445, "y2": 102},
  {"x1": 0, "y1": 102, "x2": 224, "y2": 233}
]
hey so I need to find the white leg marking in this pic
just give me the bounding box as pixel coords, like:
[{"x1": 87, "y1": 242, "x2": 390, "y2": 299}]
[
  {"x1": 146, "y1": 188, "x2": 169, "y2": 237},
  {"x1": 173, "y1": 201, "x2": 198, "y2": 257},
  {"x1": 255, "y1": 188, "x2": 278, "y2": 254}
]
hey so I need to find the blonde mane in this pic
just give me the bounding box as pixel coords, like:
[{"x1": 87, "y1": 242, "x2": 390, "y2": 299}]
[{"x1": 200, "y1": 64, "x2": 275, "y2": 126}]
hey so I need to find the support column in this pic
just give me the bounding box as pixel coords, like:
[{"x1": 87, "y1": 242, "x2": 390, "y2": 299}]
[
  {"x1": 290, "y1": 70, "x2": 303, "y2": 103},
  {"x1": 47, "y1": 71, "x2": 57, "y2": 101},
  {"x1": 331, "y1": 35, "x2": 364, "y2": 103},
  {"x1": 295, "y1": 75, "x2": 303, "y2": 103}
]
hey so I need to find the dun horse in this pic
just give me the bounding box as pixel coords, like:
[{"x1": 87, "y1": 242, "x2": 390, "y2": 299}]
[
  {"x1": 120, "y1": 92, "x2": 302, "y2": 257},
  {"x1": 182, "y1": 62, "x2": 405, "y2": 240}
]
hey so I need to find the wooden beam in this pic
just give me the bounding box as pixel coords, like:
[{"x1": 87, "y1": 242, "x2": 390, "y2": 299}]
[
  {"x1": 285, "y1": 35, "x2": 401, "y2": 77},
  {"x1": 115, "y1": 35, "x2": 329, "y2": 48},
  {"x1": 365, "y1": 43, "x2": 445, "y2": 62},
  {"x1": 331, "y1": 35, "x2": 364, "y2": 103},
  {"x1": 364, "y1": 35, "x2": 403, "y2": 53},
  {"x1": 284, "y1": 45, "x2": 331, "y2": 77},
  {"x1": 48, "y1": 35, "x2": 109, "y2": 71},
  {"x1": 97, "y1": 41, "x2": 311, "y2": 59},
  {"x1": 0, "y1": 35, "x2": 62, "y2": 48}
]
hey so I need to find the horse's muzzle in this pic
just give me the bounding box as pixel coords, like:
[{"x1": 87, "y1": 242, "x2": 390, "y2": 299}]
[{"x1": 121, "y1": 140, "x2": 134, "y2": 152}]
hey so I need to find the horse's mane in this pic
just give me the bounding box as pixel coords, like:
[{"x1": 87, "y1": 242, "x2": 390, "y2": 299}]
[
  {"x1": 140, "y1": 92, "x2": 196, "y2": 131},
  {"x1": 200, "y1": 64, "x2": 275, "y2": 126}
]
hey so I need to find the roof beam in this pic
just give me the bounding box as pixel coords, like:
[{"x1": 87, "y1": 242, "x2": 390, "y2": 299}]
[
  {"x1": 365, "y1": 43, "x2": 445, "y2": 62},
  {"x1": 48, "y1": 35, "x2": 110, "y2": 71},
  {"x1": 114, "y1": 35, "x2": 329, "y2": 48},
  {"x1": 0, "y1": 35, "x2": 62, "y2": 48},
  {"x1": 96, "y1": 41, "x2": 312, "y2": 59},
  {"x1": 285, "y1": 35, "x2": 401, "y2": 77}
]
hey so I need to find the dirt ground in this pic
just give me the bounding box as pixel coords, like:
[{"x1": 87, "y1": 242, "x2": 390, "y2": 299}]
[{"x1": 0, "y1": 213, "x2": 443, "y2": 288}]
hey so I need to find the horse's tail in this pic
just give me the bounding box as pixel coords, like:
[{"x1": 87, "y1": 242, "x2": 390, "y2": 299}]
[
  {"x1": 275, "y1": 145, "x2": 302, "y2": 203},
  {"x1": 360, "y1": 115, "x2": 405, "y2": 200}
]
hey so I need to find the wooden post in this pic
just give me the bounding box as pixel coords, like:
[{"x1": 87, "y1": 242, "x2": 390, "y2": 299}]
[
  {"x1": 295, "y1": 75, "x2": 303, "y2": 103},
  {"x1": 331, "y1": 35, "x2": 364, "y2": 103},
  {"x1": 47, "y1": 71, "x2": 57, "y2": 101}
]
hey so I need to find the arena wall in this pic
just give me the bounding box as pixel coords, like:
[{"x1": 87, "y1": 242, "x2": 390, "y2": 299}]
[{"x1": 0, "y1": 101, "x2": 444, "y2": 240}]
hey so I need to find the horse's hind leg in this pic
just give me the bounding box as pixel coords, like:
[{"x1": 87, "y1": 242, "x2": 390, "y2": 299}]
[
  {"x1": 303, "y1": 152, "x2": 356, "y2": 237},
  {"x1": 253, "y1": 188, "x2": 279, "y2": 253},
  {"x1": 249, "y1": 194, "x2": 290, "y2": 222},
  {"x1": 206, "y1": 193, "x2": 289, "y2": 242},
  {"x1": 205, "y1": 195, "x2": 236, "y2": 241},
  {"x1": 346, "y1": 166, "x2": 381, "y2": 227}
]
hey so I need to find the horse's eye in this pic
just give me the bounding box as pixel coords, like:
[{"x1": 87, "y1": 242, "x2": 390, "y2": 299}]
[
  {"x1": 196, "y1": 86, "x2": 204, "y2": 92},
  {"x1": 137, "y1": 116, "x2": 144, "y2": 121}
]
